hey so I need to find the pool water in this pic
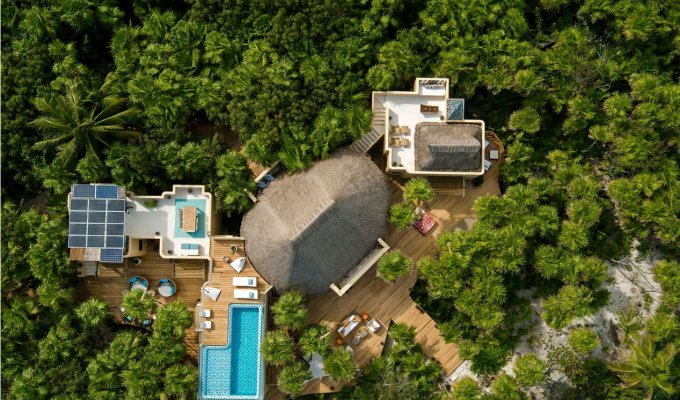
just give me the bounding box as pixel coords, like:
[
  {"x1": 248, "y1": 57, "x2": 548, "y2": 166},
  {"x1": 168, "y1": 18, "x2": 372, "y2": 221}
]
[
  {"x1": 175, "y1": 199, "x2": 206, "y2": 238},
  {"x1": 200, "y1": 304, "x2": 264, "y2": 399}
]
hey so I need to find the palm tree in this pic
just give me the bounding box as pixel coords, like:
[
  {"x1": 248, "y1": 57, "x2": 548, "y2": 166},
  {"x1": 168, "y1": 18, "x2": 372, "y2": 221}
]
[
  {"x1": 377, "y1": 251, "x2": 412, "y2": 282},
  {"x1": 617, "y1": 307, "x2": 644, "y2": 345},
  {"x1": 609, "y1": 336, "x2": 677, "y2": 399},
  {"x1": 403, "y1": 178, "x2": 434, "y2": 207},
  {"x1": 154, "y1": 301, "x2": 193, "y2": 339},
  {"x1": 261, "y1": 331, "x2": 295, "y2": 366},
  {"x1": 513, "y1": 354, "x2": 546, "y2": 387},
  {"x1": 122, "y1": 288, "x2": 155, "y2": 322},
  {"x1": 323, "y1": 347, "x2": 357, "y2": 382},
  {"x1": 389, "y1": 202, "x2": 416, "y2": 230},
  {"x1": 76, "y1": 297, "x2": 109, "y2": 328},
  {"x1": 299, "y1": 324, "x2": 332, "y2": 357},
  {"x1": 30, "y1": 78, "x2": 139, "y2": 168},
  {"x1": 271, "y1": 290, "x2": 308, "y2": 331},
  {"x1": 163, "y1": 364, "x2": 197, "y2": 400},
  {"x1": 277, "y1": 361, "x2": 312, "y2": 396}
]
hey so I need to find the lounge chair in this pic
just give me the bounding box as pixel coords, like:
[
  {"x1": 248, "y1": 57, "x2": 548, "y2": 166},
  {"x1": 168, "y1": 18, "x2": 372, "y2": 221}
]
[
  {"x1": 389, "y1": 125, "x2": 398, "y2": 134},
  {"x1": 399, "y1": 126, "x2": 410, "y2": 135},
  {"x1": 263, "y1": 174, "x2": 275, "y2": 182},
  {"x1": 351, "y1": 335, "x2": 360, "y2": 346},
  {"x1": 345, "y1": 345, "x2": 354, "y2": 353},
  {"x1": 367, "y1": 319, "x2": 381, "y2": 333},
  {"x1": 201, "y1": 320, "x2": 213, "y2": 330},
  {"x1": 234, "y1": 289, "x2": 258, "y2": 300},
  {"x1": 233, "y1": 277, "x2": 257, "y2": 287},
  {"x1": 400, "y1": 138, "x2": 411, "y2": 147},
  {"x1": 200, "y1": 309, "x2": 212, "y2": 318},
  {"x1": 389, "y1": 136, "x2": 401, "y2": 147},
  {"x1": 256, "y1": 181, "x2": 267, "y2": 190},
  {"x1": 484, "y1": 159, "x2": 492, "y2": 171}
]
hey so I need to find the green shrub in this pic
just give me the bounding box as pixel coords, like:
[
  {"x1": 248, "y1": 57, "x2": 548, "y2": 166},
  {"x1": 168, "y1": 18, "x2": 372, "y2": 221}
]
[
  {"x1": 271, "y1": 290, "x2": 308, "y2": 331},
  {"x1": 568, "y1": 327, "x2": 600, "y2": 354},
  {"x1": 513, "y1": 354, "x2": 546, "y2": 387},
  {"x1": 277, "y1": 361, "x2": 311, "y2": 396},
  {"x1": 452, "y1": 376, "x2": 482, "y2": 400},
  {"x1": 377, "y1": 250, "x2": 412, "y2": 281},
  {"x1": 389, "y1": 202, "x2": 415, "y2": 230},
  {"x1": 262, "y1": 331, "x2": 295, "y2": 366}
]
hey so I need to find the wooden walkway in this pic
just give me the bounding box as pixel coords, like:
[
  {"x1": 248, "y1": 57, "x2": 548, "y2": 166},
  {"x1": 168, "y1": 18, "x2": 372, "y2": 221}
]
[
  {"x1": 77, "y1": 241, "x2": 207, "y2": 361},
  {"x1": 288, "y1": 145, "x2": 502, "y2": 396},
  {"x1": 201, "y1": 237, "x2": 270, "y2": 346}
]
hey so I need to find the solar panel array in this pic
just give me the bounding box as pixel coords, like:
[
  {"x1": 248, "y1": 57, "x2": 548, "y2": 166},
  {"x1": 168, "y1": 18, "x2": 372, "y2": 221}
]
[{"x1": 68, "y1": 184, "x2": 126, "y2": 263}]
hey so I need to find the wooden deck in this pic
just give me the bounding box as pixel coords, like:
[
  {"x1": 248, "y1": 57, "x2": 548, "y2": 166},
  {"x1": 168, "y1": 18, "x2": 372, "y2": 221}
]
[
  {"x1": 286, "y1": 145, "x2": 502, "y2": 396},
  {"x1": 200, "y1": 237, "x2": 271, "y2": 346},
  {"x1": 77, "y1": 241, "x2": 207, "y2": 361}
]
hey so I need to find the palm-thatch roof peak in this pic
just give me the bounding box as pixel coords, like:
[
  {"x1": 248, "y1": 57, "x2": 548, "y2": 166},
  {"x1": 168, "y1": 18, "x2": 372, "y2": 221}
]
[{"x1": 241, "y1": 149, "x2": 391, "y2": 295}]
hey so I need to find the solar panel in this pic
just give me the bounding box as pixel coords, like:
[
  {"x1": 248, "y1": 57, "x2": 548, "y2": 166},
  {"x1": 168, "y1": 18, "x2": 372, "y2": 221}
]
[
  {"x1": 68, "y1": 235, "x2": 87, "y2": 247},
  {"x1": 68, "y1": 184, "x2": 126, "y2": 259},
  {"x1": 72, "y1": 184, "x2": 96, "y2": 198},
  {"x1": 100, "y1": 248, "x2": 123, "y2": 263},
  {"x1": 95, "y1": 185, "x2": 120, "y2": 199},
  {"x1": 107, "y1": 199, "x2": 125, "y2": 211}
]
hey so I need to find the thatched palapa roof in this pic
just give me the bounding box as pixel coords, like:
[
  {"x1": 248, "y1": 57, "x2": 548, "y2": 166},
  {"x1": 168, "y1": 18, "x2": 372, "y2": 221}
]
[
  {"x1": 415, "y1": 122, "x2": 482, "y2": 171},
  {"x1": 241, "y1": 150, "x2": 391, "y2": 295}
]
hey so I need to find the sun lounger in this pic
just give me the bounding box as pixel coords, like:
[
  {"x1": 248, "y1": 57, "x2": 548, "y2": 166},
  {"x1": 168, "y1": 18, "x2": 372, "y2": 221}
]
[
  {"x1": 200, "y1": 309, "x2": 212, "y2": 318},
  {"x1": 400, "y1": 138, "x2": 410, "y2": 147},
  {"x1": 399, "y1": 126, "x2": 410, "y2": 134},
  {"x1": 201, "y1": 320, "x2": 212, "y2": 330},
  {"x1": 233, "y1": 277, "x2": 257, "y2": 287},
  {"x1": 234, "y1": 289, "x2": 258, "y2": 300},
  {"x1": 484, "y1": 159, "x2": 492, "y2": 171}
]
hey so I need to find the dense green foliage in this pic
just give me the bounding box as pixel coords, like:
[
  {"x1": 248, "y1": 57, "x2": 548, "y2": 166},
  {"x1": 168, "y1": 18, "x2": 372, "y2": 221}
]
[
  {"x1": 270, "y1": 290, "x2": 308, "y2": 331},
  {"x1": 568, "y1": 327, "x2": 601, "y2": 354},
  {"x1": 3, "y1": 0, "x2": 679, "y2": 398},
  {"x1": 377, "y1": 250, "x2": 413, "y2": 282}
]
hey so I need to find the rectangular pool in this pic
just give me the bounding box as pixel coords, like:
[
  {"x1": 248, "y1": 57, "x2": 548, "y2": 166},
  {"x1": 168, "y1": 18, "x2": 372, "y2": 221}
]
[{"x1": 200, "y1": 304, "x2": 264, "y2": 399}]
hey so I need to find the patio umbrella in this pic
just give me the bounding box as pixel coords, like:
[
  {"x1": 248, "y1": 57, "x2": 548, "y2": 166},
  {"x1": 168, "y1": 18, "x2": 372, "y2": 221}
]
[
  {"x1": 203, "y1": 287, "x2": 222, "y2": 301},
  {"x1": 229, "y1": 257, "x2": 246, "y2": 273}
]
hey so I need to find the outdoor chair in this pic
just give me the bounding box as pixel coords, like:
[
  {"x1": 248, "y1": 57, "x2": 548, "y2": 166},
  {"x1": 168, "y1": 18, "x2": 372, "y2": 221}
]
[
  {"x1": 358, "y1": 328, "x2": 370, "y2": 338},
  {"x1": 400, "y1": 138, "x2": 411, "y2": 147},
  {"x1": 399, "y1": 126, "x2": 410, "y2": 135},
  {"x1": 201, "y1": 320, "x2": 213, "y2": 330},
  {"x1": 389, "y1": 136, "x2": 401, "y2": 147},
  {"x1": 351, "y1": 335, "x2": 360, "y2": 346},
  {"x1": 263, "y1": 174, "x2": 275, "y2": 182},
  {"x1": 484, "y1": 159, "x2": 492, "y2": 171},
  {"x1": 200, "y1": 309, "x2": 212, "y2": 318},
  {"x1": 367, "y1": 319, "x2": 381, "y2": 333},
  {"x1": 234, "y1": 289, "x2": 258, "y2": 300}
]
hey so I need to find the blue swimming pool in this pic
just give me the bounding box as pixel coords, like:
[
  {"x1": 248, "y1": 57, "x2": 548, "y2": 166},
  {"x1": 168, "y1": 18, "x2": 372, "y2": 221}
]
[
  {"x1": 200, "y1": 304, "x2": 264, "y2": 399},
  {"x1": 175, "y1": 199, "x2": 206, "y2": 239}
]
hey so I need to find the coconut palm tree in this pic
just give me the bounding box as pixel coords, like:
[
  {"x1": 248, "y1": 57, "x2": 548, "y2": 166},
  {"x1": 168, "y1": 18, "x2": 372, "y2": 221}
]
[
  {"x1": 513, "y1": 354, "x2": 546, "y2": 387},
  {"x1": 377, "y1": 251, "x2": 412, "y2": 282},
  {"x1": 122, "y1": 288, "x2": 155, "y2": 322},
  {"x1": 262, "y1": 330, "x2": 295, "y2": 366},
  {"x1": 609, "y1": 336, "x2": 677, "y2": 399},
  {"x1": 30, "y1": 78, "x2": 139, "y2": 168},
  {"x1": 323, "y1": 347, "x2": 357, "y2": 382},
  {"x1": 277, "y1": 361, "x2": 311, "y2": 396},
  {"x1": 299, "y1": 324, "x2": 332, "y2": 357},
  {"x1": 163, "y1": 364, "x2": 197, "y2": 400},
  {"x1": 389, "y1": 202, "x2": 416, "y2": 230},
  {"x1": 154, "y1": 301, "x2": 193, "y2": 339},
  {"x1": 617, "y1": 307, "x2": 644, "y2": 345},
  {"x1": 76, "y1": 297, "x2": 109, "y2": 328},
  {"x1": 271, "y1": 290, "x2": 308, "y2": 331},
  {"x1": 403, "y1": 178, "x2": 434, "y2": 207}
]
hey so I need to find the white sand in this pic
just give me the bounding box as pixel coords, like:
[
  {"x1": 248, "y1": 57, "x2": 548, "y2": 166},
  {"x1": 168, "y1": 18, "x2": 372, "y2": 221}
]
[{"x1": 447, "y1": 241, "x2": 662, "y2": 398}]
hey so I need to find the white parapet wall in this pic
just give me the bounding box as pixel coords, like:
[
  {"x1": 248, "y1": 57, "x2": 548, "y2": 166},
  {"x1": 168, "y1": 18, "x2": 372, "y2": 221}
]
[{"x1": 330, "y1": 238, "x2": 390, "y2": 296}]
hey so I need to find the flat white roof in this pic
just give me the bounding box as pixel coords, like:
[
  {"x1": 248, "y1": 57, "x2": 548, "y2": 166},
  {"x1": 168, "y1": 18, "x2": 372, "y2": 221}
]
[{"x1": 125, "y1": 185, "x2": 212, "y2": 259}]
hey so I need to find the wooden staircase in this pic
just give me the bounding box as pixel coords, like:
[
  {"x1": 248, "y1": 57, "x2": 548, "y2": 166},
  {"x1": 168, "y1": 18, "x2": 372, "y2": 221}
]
[{"x1": 351, "y1": 96, "x2": 386, "y2": 154}]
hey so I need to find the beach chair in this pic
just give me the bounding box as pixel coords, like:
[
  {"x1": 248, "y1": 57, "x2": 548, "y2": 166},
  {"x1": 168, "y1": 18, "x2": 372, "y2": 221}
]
[
  {"x1": 263, "y1": 174, "x2": 275, "y2": 182},
  {"x1": 233, "y1": 277, "x2": 258, "y2": 287},
  {"x1": 200, "y1": 309, "x2": 212, "y2": 318},
  {"x1": 400, "y1": 138, "x2": 411, "y2": 147},
  {"x1": 234, "y1": 289, "x2": 258, "y2": 300},
  {"x1": 399, "y1": 126, "x2": 410, "y2": 135},
  {"x1": 484, "y1": 159, "x2": 492, "y2": 171},
  {"x1": 201, "y1": 320, "x2": 213, "y2": 330}
]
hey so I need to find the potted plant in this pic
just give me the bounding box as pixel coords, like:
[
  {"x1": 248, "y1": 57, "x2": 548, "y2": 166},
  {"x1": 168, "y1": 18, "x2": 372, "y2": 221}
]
[
  {"x1": 377, "y1": 250, "x2": 412, "y2": 282},
  {"x1": 389, "y1": 202, "x2": 416, "y2": 230},
  {"x1": 403, "y1": 178, "x2": 434, "y2": 208},
  {"x1": 144, "y1": 199, "x2": 158, "y2": 208}
]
